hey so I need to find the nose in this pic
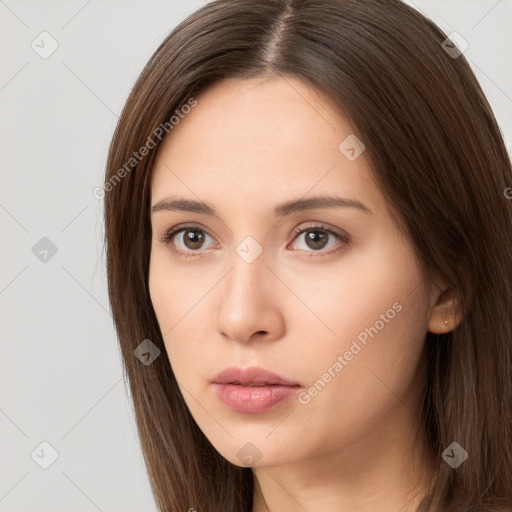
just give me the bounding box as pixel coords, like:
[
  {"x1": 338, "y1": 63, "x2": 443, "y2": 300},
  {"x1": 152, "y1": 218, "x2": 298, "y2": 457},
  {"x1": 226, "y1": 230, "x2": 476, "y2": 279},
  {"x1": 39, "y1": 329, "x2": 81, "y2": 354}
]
[{"x1": 214, "y1": 247, "x2": 286, "y2": 344}]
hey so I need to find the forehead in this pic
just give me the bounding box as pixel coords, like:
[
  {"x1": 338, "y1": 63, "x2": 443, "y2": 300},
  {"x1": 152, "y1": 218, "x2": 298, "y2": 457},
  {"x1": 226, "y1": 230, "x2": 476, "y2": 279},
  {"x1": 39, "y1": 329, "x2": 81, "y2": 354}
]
[{"x1": 150, "y1": 76, "x2": 383, "y2": 219}]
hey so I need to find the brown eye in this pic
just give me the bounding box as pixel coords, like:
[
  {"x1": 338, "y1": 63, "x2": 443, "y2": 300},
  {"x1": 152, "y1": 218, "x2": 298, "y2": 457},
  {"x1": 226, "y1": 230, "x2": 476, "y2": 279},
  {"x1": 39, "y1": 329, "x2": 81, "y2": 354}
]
[
  {"x1": 289, "y1": 223, "x2": 349, "y2": 256},
  {"x1": 181, "y1": 228, "x2": 206, "y2": 250},
  {"x1": 160, "y1": 225, "x2": 216, "y2": 258},
  {"x1": 302, "y1": 230, "x2": 329, "y2": 250}
]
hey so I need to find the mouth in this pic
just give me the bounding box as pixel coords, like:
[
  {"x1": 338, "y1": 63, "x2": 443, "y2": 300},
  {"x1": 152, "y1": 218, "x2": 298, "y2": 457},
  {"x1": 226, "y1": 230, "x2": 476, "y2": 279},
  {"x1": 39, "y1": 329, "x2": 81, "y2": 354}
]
[{"x1": 211, "y1": 366, "x2": 301, "y2": 413}]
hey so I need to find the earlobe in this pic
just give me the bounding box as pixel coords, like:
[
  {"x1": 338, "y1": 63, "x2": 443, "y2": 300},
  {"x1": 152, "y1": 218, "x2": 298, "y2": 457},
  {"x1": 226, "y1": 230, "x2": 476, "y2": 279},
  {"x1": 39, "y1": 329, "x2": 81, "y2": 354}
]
[{"x1": 427, "y1": 284, "x2": 464, "y2": 334}]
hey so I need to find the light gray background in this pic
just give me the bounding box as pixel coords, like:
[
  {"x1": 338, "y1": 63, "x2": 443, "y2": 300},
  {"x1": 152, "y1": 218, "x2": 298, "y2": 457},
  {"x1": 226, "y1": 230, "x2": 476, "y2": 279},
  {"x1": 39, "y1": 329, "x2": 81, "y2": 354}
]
[{"x1": 1, "y1": 1, "x2": 511, "y2": 511}]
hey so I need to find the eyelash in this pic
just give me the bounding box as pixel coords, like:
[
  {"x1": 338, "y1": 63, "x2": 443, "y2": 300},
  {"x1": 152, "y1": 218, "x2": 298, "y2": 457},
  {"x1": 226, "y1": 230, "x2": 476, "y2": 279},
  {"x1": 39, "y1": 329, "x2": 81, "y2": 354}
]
[{"x1": 158, "y1": 223, "x2": 349, "y2": 260}]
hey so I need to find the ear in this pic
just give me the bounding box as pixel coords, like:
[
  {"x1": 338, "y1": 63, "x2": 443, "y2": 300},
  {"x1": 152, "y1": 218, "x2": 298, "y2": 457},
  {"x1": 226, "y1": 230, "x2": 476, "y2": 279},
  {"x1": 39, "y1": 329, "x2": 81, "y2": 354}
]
[{"x1": 427, "y1": 279, "x2": 464, "y2": 334}]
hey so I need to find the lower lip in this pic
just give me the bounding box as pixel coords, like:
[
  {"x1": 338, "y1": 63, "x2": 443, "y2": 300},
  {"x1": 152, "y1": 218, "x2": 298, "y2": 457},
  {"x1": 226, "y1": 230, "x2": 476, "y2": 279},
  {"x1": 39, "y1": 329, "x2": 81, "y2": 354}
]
[{"x1": 213, "y1": 383, "x2": 300, "y2": 413}]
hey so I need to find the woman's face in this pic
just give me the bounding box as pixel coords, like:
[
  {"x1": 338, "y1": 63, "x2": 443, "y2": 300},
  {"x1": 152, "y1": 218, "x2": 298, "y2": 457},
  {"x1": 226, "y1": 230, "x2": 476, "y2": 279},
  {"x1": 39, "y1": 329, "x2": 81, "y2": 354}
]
[{"x1": 148, "y1": 76, "x2": 437, "y2": 469}]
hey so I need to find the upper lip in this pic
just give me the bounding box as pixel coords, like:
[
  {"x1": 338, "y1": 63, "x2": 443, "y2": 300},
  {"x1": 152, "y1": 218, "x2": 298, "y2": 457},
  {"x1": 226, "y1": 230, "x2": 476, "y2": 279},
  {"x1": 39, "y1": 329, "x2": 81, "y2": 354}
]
[{"x1": 212, "y1": 366, "x2": 300, "y2": 386}]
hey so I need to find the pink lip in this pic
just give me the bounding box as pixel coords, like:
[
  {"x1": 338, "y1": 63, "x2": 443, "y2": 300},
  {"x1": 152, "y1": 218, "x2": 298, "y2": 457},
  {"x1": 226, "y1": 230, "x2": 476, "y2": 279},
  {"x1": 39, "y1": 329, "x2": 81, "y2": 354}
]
[{"x1": 212, "y1": 366, "x2": 301, "y2": 414}]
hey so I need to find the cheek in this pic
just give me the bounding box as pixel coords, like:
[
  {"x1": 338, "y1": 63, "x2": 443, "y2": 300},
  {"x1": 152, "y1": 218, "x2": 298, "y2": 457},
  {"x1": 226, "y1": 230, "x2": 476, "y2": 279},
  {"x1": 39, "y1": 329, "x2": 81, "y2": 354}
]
[
  {"x1": 290, "y1": 231, "x2": 428, "y2": 382},
  {"x1": 148, "y1": 252, "x2": 186, "y2": 361},
  {"x1": 285, "y1": 231, "x2": 426, "y2": 353},
  {"x1": 294, "y1": 294, "x2": 428, "y2": 450},
  {"x1": 148, "y1": 245, "x2": 208, "y2": 329},
  {"x1": 148, "y1": 249, "x2": 217, "y2": 378},
  {"x1": 289, "y1": 239, "x2": 430, "y2": 435}
]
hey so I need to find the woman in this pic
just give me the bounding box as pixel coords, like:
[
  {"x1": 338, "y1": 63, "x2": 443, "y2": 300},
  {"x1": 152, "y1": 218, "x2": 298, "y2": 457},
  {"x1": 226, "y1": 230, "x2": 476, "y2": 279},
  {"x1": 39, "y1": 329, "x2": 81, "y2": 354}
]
[{"x1": 103, "y1": 0, "x2": 512, "y2": 510}]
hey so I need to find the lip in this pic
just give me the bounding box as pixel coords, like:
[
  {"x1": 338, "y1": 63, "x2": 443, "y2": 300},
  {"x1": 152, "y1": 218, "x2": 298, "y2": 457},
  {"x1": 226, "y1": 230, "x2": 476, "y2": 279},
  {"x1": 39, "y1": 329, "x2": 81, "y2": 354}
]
[
  {"x1": 212, "y1": 366, "x2": 300, "y2": 386},
  {"x1": 212, "y1": 366, "x2": 301, "y2": 414}
]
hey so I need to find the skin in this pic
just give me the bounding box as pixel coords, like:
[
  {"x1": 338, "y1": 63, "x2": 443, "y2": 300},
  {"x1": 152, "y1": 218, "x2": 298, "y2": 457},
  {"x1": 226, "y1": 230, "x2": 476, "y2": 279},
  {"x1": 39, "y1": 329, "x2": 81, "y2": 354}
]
[{"x1": 148, "y1": 76, "x2": 461, "y2": 512}]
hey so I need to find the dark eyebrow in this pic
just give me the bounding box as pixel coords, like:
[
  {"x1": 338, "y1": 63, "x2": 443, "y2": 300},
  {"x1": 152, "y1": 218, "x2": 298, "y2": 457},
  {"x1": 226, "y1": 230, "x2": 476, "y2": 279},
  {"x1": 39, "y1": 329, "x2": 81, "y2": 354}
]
[
  {"x1": 151, "y1": 195, "x2": 374, "y2": 216},
  {"x1": 274, "y1": 195, "x2": 373, "y2": 216}
]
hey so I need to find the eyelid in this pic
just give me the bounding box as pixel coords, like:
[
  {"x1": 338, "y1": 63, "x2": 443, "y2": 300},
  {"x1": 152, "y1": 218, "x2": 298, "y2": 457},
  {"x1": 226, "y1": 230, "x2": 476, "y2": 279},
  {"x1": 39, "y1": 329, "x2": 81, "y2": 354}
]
[
  {"x1": 289, "y1": 222, "x2": 350, "y2": 243},
  {"x1": 158, "y1": 221, "x2": 350, "y2": 258},
  {"x1": 287, "y1": 222, "x2": 349, "y2": 255},
  {"x1": 157, "y1": 222, "x2": 218, "y2": 253},
  {"x1": 158, "y1": 222, "x2": 209, "y2": 243}
]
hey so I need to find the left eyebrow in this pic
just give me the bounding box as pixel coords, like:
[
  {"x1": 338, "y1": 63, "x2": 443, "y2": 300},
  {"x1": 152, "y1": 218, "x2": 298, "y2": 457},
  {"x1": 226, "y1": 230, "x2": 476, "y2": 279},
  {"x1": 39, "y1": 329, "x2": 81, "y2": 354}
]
[
  {"x1": 274, "y1": 195, "x2": 374, "y2": 216},
  {"x1": 151, "y1": 194, "x2": 374, "y2": 216}
]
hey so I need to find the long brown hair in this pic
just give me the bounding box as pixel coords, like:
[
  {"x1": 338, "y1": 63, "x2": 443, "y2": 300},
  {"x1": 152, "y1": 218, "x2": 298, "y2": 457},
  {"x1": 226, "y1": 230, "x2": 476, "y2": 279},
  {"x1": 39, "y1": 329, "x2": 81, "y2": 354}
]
[{"x1": 103, "y1": 1, "x2": 512, "y2": 510}]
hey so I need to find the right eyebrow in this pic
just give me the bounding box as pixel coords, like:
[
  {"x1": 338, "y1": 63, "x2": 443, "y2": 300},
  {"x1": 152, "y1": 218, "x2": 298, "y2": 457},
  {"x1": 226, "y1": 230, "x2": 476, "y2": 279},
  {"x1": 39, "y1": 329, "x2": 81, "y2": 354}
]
[{"x1": 151, "y1": 197, "x2": 215, "y2": 215}]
